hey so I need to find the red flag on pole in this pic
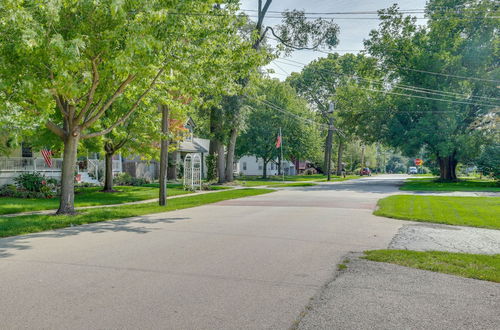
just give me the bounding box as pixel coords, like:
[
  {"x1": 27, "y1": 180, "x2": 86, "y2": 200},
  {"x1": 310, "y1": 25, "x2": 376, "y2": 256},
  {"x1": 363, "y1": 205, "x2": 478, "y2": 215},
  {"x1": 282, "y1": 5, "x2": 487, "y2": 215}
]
[
  {"x1": 275, "y1": 134, "x2": 281, "y2": 148},
  {"x1": 41, "y1": 149, "x2": 53, "y2": 167}
]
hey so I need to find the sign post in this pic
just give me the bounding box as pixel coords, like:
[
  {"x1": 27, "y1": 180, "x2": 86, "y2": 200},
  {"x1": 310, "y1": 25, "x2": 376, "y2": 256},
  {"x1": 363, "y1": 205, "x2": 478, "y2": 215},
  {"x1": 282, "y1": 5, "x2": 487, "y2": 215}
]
[{"x1": 414, "y1": 158, "x2": 423, "y2": 174}]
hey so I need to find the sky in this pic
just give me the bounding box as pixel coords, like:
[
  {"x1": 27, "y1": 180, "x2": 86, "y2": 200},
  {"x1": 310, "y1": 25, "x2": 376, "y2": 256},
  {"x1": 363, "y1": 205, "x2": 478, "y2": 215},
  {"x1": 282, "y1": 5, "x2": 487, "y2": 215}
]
[{"x1": 239, "y1": 0, "x2": 428, "y2": 79}]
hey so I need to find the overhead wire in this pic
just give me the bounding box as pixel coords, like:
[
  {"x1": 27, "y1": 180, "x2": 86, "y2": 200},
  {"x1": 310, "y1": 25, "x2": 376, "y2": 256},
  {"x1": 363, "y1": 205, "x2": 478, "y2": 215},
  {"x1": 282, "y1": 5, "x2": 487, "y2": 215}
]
[{"x1": 274, "y1": 58, "x2": 500, "y2": 107}]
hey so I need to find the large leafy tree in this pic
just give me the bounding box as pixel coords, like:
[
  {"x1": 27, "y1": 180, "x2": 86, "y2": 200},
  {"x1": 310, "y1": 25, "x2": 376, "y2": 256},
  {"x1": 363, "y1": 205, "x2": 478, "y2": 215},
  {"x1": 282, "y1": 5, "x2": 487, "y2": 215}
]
[
  {"x1": 287, "y1": 53, "x2": 382, "y2": 174},
  {"x1": 0, "y1": 0, "x2": 230, "y2": 213},
  {"x1": 363, "y1": 0, "x2": 499, "y2": 180},
  {"x1": 219, "y1": 0, "x2": 341, "y2": 183},
  {"x1": 236, "y1": 78, "x2": 321, "y2": 178}
]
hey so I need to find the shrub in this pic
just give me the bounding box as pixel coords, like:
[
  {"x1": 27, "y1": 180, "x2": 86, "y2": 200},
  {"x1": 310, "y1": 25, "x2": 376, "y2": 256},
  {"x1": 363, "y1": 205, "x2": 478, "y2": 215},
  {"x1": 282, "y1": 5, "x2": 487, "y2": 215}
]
[
  {"x1": 14, "y1": 172, "x2": 46, "y2": 192},
  {"x1": 0, "y1": 184, "x2": 18, "y2": 197},
  {"x1": 0, "y1": 173, "x2": 57, "y2": 199},
  {"x1": 114, "y1": 173, "x2": 150, "y2": 186},
  {"x1": 477, "y1": 144, "x2": 500, "y2": 180}
]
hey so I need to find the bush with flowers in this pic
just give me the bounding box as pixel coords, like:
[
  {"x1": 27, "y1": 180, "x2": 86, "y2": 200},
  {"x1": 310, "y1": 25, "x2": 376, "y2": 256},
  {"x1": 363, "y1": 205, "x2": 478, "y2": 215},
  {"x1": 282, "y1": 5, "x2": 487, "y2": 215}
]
[{"x1": 0, "y1": 173, "x2": 58, "y2": 198}]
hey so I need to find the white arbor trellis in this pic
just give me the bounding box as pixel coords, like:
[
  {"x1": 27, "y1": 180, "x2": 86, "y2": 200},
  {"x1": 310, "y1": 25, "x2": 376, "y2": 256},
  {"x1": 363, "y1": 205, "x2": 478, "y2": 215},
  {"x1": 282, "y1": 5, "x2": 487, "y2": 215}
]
[{"x1": 183, "y1": 153, "x2": 202, "y2": 190}]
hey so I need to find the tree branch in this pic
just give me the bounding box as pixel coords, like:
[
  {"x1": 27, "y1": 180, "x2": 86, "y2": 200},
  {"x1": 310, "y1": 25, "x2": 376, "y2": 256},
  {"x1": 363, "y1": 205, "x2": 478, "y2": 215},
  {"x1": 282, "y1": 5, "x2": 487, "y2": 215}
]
[
  {"x1": 75, "y1": 57, "x2": 100, "y2": 124},
  {"x1": 45, "y1": 121, "x2": 66, "y2": 138},
  {"x1": 253, "y1": 0, "x2": 273, "y2": 49},
  {"x1": 266, "y1": 26, "x2": 326, "y2": 50},
  {"x1": 82, "y1": 74, "x2": 136, "y2": 129},
  {"x1": 81, "y1": 68, "x2": 164, "y2": 139}
]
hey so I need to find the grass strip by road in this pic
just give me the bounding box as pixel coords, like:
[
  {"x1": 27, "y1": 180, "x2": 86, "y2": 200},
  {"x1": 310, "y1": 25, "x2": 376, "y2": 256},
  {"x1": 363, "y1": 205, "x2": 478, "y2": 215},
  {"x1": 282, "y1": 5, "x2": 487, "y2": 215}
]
[
  {"x1": 0, "y1": 188, "x2": 273, "y2": 238},
  {"x1": 269, "y1": 182, "x2": 318, "y2": 187},
  {"x1": 316, "y1": 175, "x2": 361, "y2": 182},
  {"x1": 364, "y1": 250, "x2": 500, "y2": 283},
  {"x1": 374, "y1": 195, "x2": 500, "y2": 229},
  {"x1": 400, "y1": 178, "x2": 499, "y2": 192},
  {"x1": 238, "y1": 174, "x2": 326, "y2": 182},
  {"x1": 0, "y1": 185, "x2": 190, "y2": 215},
  {"x1": 234, "y1": 175, "x2": 360, "y2": 187}
]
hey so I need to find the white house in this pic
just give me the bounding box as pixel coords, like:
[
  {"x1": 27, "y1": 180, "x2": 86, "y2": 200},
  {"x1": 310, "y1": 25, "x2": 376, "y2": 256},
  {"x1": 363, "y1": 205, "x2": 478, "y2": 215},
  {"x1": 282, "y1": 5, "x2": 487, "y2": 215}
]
[{"x1": 235, "y1": 155, "x2": 296, "y2": 177}]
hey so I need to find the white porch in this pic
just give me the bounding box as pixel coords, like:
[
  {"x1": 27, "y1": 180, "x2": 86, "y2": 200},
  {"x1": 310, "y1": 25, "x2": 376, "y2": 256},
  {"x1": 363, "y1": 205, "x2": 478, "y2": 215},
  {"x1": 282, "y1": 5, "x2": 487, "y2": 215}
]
[{"x1": 0, "y1": 157, "x2": 122, "y2": 185}]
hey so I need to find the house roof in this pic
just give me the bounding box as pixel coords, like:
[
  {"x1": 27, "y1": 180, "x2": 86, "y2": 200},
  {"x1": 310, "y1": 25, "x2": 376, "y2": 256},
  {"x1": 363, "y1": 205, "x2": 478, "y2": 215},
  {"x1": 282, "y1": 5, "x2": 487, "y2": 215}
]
[{"x1": 179, "y1": 138, "x2": 209, "y2": 153}]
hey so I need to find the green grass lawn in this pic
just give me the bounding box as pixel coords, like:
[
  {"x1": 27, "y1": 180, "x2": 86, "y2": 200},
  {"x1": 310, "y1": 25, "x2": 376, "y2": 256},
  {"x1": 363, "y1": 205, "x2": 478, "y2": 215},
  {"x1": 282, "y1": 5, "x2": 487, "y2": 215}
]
[
  {"x1": 142, "y1": 183, "x2": 229, "y2": 190},
  {"x1": 0, "y1": 188, "x2": 273, "y2": 238},
  {"x1": 269, "y1": 182, "x2": 318, "y2": 187},
  {"x1": 0, "y1": 185, "x2": 190, "y2": 215},
  {"x1": 234, "y1": 175, "x2": 360, "y2": 187},
  {"x1": 364, "y1": 250, "x2": 500, "y2": 283},
  {"x1": 237, "y1": 174, "x2": 327, "y2": 182},
  {"x1": 374, "y1": 195, "x2": 500, "y2": 229},
  {"x1": 316, "y1": 175, "x2": 361, "y2": 182},
  {"x1": 400, "y1": 178, "x2": 499, "y2": 192}
]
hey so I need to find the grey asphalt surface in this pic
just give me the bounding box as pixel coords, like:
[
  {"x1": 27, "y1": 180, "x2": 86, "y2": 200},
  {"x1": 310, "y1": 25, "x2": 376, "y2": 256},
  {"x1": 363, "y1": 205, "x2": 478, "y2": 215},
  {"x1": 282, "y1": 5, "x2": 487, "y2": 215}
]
[
  {"x1": 296, "y1": 256, "x2": 500, "y2": 330},
  {"x1": 0, "y1": 175, "x2": 406, "y2": 330}
]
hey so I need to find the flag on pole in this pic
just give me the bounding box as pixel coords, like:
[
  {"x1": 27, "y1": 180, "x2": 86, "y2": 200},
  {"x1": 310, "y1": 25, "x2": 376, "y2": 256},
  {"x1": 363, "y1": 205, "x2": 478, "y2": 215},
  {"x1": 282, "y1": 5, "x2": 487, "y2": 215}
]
[
  {"x1": 41, "y1": 148, "x2": 53, "y2": 167},
  {"x1": 275, "y1": 133, "x2": 282, "y2": 148}
]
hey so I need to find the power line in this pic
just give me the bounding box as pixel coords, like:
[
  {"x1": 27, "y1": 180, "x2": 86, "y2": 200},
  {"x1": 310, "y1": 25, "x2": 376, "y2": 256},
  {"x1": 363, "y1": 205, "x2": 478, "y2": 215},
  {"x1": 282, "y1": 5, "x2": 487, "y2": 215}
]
[
  {"x1": 358, "y1": 87, "x2": 499, "y2": 108},
  {"x1": 398, "y1": 67, "x2": 500, "y2": 83},
  {"x1": 279, "y1": 53, "x2": 499, "y2": 84},
  {"x1": 352, "y1": 76, "x2": 500, "y2": 105},
  {"x1": 275, "y1": 58, "x2": 500, "y2": 104}
]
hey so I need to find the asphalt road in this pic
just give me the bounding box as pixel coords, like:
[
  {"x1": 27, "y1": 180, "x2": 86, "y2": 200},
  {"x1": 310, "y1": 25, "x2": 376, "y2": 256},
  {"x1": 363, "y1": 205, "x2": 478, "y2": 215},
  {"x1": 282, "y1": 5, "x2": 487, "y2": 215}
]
[
  {"x1": 0, "y1": 175, "x2": 406, "y2": 329},
  {"x1": 296, "y1": 255, "x2": 500, "y2": 330}
]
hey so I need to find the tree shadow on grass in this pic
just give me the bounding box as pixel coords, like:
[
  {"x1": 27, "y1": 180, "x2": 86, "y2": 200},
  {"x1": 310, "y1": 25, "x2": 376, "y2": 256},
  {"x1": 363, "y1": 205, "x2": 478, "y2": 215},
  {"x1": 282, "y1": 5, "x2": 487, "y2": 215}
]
[{"x1": 0, "y1": 216, "x2": 190, "y2": 259}]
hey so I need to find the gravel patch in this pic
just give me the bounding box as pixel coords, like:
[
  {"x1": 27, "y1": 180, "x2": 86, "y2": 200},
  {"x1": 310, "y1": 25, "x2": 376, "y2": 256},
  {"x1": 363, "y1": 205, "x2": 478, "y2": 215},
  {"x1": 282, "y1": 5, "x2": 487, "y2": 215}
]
[{"x1": 389, "y1": 223, "x2": 500, "y2": 255}]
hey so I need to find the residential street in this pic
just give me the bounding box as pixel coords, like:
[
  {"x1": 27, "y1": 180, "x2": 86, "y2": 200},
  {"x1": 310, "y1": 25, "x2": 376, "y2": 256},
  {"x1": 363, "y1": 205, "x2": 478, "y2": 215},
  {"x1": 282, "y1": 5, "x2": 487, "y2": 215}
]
[{"x1": 0, "y1": 175, "x2": 497, "y2": 329}]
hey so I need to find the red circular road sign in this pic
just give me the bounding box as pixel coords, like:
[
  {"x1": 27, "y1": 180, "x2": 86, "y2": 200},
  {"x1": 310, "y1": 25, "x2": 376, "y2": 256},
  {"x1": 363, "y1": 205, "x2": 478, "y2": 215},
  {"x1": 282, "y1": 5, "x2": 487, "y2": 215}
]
[{"x1": 414, "y1": 158, "x2": 423, "y2": 166}]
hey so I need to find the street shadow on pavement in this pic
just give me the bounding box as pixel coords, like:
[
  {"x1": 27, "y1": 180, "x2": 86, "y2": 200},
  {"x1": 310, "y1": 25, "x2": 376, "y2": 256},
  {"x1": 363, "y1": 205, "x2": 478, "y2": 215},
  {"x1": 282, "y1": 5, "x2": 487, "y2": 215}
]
[
  {"x1": 0, "y1": 216, "x2": 190, "y2": 259},
  {"x1": 287, "y1": 179, "x2": 405, "y2": 194}
]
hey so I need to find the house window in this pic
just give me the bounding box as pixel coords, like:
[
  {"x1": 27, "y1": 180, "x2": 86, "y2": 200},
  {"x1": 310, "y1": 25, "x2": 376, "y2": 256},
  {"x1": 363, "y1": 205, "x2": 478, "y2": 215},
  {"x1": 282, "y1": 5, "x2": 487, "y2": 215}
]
[
  {"x1": 243, "y1": 162, "x2": 247, "y2": 170},
  {"x1": 21, "y1": 143, "x2": 32, "y2": 158},
  {"x1": 270, "y1": 163, "x2": 274, "y2": 170},
  {"x1": 258, "y1": 164, "x2": 262, "y2": 170}
]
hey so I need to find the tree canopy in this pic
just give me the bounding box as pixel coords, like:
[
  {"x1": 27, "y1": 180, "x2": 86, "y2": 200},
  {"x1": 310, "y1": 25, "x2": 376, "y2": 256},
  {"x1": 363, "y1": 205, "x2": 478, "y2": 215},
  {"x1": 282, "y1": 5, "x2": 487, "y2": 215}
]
[
  {"x1": 236, "y1": 78, "x2": 322, "y2": 177},
  {"x1": 362, "y1": 0, "x2": 499, "y2": 180}
]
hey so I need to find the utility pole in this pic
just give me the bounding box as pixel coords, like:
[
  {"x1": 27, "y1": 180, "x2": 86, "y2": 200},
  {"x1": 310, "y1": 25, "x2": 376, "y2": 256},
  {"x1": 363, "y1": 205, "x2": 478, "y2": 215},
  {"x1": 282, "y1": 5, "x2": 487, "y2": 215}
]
[
  {"x1": 326, "y1": 102, "x2": 334, "y2": 181},
  {"x1": 159, "y1": 104, "x2": 170, "y2": 206},
  {"x1": 360, "y1": 143, "x2": 366, "y2": 171}
]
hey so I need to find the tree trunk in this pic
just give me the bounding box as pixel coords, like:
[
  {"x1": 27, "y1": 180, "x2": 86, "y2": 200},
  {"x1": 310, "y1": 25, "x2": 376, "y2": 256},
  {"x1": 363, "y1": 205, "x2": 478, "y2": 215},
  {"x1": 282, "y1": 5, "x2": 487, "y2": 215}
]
[
  {"x1": 262, "y1": 158, "x2": 268, "y2": 179},
  {"x1": 336, "y1": 140, "x2": 344, "y2": 176},
  {"x1": 57, "y1": 134, "x2": 79, "y2": 215},
  {"x1": 438, "y1": 155, "x2": 458, "y2": 181},
  {"x1": 159, "y1": 105, "x2": 169, "y2": 206},
  {"x1": 216, "y1": 141, "x2": 226, "y2": 184},
  {"x1": 225, "y1": 127, "x2": 237, "y2": 182},
  {"x1": 103, "y1": 151, "x2": 114, "y2": 192}
]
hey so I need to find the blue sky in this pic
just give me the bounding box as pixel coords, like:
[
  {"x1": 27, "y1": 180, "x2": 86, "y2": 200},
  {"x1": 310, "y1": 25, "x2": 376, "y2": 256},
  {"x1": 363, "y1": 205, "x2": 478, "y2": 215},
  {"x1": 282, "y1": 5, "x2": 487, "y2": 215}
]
[{"x1": 239, "y1": 0, "x2": 428, "y2": 79}]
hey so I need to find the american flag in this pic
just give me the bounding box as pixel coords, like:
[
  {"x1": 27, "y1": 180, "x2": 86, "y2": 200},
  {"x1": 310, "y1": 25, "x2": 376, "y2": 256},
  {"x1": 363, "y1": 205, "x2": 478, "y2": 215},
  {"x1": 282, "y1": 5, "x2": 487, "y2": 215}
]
[
  {"x1": 41, "y1": 149, "x2": 52, "y2": 167},
  {"x1": 275, "y1": 133, "x2": 282, "y2": 148}
]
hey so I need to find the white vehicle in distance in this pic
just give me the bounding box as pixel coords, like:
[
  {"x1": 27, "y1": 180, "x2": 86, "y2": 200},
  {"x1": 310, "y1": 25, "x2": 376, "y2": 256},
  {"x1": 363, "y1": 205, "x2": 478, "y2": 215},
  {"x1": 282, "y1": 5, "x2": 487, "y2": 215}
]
[{"x1": 408, "y1": 166, "x2": 418, "y2": 174}]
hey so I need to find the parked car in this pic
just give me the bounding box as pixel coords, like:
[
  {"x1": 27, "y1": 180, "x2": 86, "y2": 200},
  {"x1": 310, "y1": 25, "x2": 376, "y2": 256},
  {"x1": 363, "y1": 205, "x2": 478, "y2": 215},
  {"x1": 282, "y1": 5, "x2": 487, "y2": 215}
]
[
  {"x1": 360, "y1": 168, "x2": 371, "y2": 176},
  {"x1": 408, "y1": 166, "x2": 418, "y2": 174}
]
